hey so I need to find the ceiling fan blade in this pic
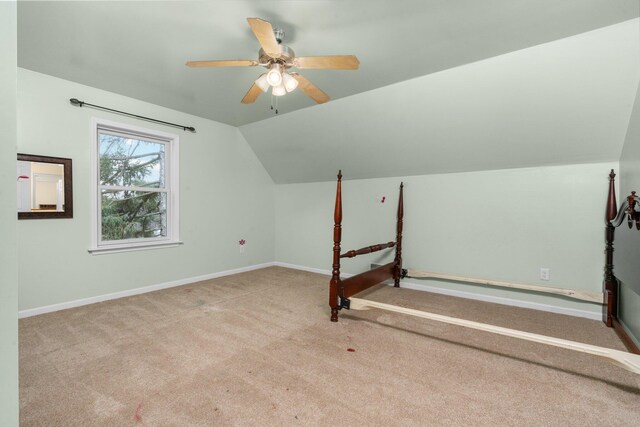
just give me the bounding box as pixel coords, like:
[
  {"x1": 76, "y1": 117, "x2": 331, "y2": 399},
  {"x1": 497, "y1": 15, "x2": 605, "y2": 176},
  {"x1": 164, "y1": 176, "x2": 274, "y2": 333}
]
[
  {"x1": 241, "y1": 83, "x2": 263, "y2": 104},
  {"x1": 247, "y1": 18, "x2": 281, "y2": 59},
  {"x1": 291, "y1": 73, "x2": 330, "y2": 104},
  {"x1": 186, "y1": 60, "x2": 258, "y2": 68},
  {"x1": 293, "y1": 56, "x2": 360, "y2": 70}
]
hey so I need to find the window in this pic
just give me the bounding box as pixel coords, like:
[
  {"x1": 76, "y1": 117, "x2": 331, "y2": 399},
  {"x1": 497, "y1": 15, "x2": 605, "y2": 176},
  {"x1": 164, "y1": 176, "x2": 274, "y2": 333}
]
[{"x1": 90, "y1": 119, "x2": 180, "y2": 254}]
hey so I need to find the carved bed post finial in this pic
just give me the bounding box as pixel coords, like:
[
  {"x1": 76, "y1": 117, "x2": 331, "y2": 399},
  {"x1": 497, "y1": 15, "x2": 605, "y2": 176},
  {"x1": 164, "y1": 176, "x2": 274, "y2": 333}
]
[
  {"x1": 330, "y1": 170, "x2": 343, "y2": 321},
  {"x1": 393, "y1": 182, "x2": 404, "y2": 287},
  {"x1": 606, "y1": 169, "x2": 617, "y2": 222}
]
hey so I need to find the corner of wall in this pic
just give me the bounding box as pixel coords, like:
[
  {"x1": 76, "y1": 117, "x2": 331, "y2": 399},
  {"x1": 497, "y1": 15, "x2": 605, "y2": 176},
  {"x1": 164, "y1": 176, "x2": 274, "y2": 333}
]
[{"x1": 0, "y1": 2, "x2": 19, "y2": 425}]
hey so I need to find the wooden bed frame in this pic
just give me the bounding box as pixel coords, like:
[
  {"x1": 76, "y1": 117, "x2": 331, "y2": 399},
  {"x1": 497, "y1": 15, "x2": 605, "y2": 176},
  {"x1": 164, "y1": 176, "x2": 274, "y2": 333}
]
[
  {"x1": 327, "y1": 170, "x2": 640, "y2": 373},
  {"x1": 604, "y1": 170, "x2": 640, "y2": 354},
  {"x1": 329, "y1": 171, "x2": 404, "y2": 322}
]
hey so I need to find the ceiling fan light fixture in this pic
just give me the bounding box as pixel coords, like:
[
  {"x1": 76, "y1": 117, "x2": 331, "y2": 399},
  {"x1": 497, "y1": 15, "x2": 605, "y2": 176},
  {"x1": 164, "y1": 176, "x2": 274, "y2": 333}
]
[
  {"x1": 282, "y1": 72, "x2": 299, "y2": 92},
  {"x1": 272, "y1": 83, "x2": 286, "y2": 96},
  {"x1": 266, "y1": 64, "x2": 283, "y2": 87},
  {"x1": 255, "y1": 73, "x2": 269, "y2": 92}
]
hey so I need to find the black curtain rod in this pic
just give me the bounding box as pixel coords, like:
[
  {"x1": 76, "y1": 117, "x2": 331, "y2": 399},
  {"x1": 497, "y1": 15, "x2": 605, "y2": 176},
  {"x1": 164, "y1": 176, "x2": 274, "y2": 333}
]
[{"x1": 69, "y1": 98, "x2": 196, "y2": 133}]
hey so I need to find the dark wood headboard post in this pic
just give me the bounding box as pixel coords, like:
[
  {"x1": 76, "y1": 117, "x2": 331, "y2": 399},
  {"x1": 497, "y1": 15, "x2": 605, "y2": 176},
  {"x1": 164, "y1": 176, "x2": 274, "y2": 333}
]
[
  {"x1": 393, "y1": 182, "x2": 404, "y2": 287},
  {"x1": 330, "y1": 170, "x2": 343, "y2": 322},
  {"x1": 604, "y1": 169, "x2": 618, "y2": 327}
]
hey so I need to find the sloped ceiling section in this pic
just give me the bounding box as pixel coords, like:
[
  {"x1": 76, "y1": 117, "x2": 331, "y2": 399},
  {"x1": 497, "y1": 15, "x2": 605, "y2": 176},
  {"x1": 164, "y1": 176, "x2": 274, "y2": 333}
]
[
  {"x1": 17, "y1": 0, "x2": 639, "y2": 126},
  {"x1": 240, "y1": 19, "x2": 640, "y2": 184}
]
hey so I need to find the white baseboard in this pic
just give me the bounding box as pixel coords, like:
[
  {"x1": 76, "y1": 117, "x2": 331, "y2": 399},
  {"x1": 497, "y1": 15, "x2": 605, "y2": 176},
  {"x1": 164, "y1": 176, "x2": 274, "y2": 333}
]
[
  {"x1": 273, "y1": 262, "x2": 601, "y2": 321},
  {"x1": 397, "y1": 281, "x2": 601, "y2": 321},
  {"x1": 19, "y1": 261, "x2": 601, "y2": 322},
  {"x1": 273, "y1": 262, "x2": 354, "y2": 278},
  {"x1": 619, "y1": 318, "x2": 640, "y2": 348},
  {"x1": 18, "y1": 262, "x2": 276, "y2": 318}
]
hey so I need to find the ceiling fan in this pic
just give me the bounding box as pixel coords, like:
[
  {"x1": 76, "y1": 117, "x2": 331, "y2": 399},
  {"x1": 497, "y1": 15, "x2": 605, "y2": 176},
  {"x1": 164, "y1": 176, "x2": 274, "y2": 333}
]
[{"x1": 186, "y1": 18, "x2": 359, "y2": 105}]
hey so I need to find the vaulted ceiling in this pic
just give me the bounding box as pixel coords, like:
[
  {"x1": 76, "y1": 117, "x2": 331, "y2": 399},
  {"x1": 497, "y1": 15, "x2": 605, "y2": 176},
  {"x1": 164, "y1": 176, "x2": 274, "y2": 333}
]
[
  {"x1": 17, "y1": 1, "x2": 640, "y2": 183},
  {"x1": 242, "y1": 19, "x2": 640, "y2": 183}
]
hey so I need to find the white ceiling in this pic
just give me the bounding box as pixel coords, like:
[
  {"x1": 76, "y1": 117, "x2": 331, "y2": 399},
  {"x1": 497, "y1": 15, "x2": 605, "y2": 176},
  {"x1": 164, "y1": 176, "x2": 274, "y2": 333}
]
[
  {"x1": 16, "y1": 1, "x2": 640, "y2": 183},
  {"x1": 18, "y1": 0, "x2": 639, "y2": 127}
]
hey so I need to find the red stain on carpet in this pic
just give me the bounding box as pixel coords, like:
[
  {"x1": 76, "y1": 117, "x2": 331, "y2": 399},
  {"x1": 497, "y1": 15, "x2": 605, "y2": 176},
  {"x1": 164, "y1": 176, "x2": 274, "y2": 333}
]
[
  {"x1": 134, "y1": 401, "x2": 144, "y2": 423},
  {"x1": 347, "y1": 348, "x2": 356, "y2": 352}
]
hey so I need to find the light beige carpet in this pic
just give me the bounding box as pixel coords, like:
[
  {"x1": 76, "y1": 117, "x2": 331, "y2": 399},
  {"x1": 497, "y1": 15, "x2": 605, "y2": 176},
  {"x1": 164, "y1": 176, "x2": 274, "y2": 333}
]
[{"x1": 20, "y1": 267, "x2": 640, "y2": 426}]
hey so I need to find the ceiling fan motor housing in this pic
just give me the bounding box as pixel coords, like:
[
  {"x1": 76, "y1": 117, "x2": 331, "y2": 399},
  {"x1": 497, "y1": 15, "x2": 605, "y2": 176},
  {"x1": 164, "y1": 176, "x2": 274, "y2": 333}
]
[{"x1": 259, "y1": 45, "x2": 296, "y2": 68}]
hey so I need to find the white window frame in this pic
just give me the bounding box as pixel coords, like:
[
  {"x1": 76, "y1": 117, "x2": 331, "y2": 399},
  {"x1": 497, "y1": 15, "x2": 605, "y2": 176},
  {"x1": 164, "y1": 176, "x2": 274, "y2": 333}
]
[{"x1": 89, "y1": 118, "x2": 181, "y2": 254}]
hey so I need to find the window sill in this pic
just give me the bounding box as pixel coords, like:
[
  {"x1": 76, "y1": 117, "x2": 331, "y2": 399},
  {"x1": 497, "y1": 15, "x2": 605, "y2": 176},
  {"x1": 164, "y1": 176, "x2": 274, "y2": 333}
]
[{"x1": 88, "y1": 241, "x2": 183, "y2": 255}]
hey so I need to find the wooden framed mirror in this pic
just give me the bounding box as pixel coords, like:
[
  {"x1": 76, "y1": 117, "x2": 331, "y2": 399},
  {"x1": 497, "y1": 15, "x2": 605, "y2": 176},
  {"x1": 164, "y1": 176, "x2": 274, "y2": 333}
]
[{"x1": 17, "y1": 153, "x2": 73, "y2": 219}]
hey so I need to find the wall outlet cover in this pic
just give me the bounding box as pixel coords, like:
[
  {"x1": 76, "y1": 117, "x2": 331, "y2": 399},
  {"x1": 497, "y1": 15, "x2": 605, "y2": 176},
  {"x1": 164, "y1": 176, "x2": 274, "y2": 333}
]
[{"x1": 540, "y1": 267, "x2": 550, "y2": 281}]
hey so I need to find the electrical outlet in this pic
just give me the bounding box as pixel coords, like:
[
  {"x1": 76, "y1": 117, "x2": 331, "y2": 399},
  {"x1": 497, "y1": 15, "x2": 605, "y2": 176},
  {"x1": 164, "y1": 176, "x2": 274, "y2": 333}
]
[{"x1": 540, "y1": 268, "x2": 550, "y2": 281}]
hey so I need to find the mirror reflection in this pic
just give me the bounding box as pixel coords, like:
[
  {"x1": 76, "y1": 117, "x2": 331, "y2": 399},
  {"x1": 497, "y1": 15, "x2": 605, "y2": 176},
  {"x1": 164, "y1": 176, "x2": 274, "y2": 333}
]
[
  {"x1": 18, "y1": 161, "x2": 65, "y2": 212},
  {"x1": 17, "y1": 154, "x2": 73, "y2": 219}
]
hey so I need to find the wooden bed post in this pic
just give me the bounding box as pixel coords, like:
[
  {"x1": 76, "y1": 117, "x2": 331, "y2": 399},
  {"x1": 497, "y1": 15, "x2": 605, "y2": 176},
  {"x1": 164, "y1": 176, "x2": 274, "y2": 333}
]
[
  {"x1": 393, "y1": 182, "x2": 404, "y2": 287},
  {"x1": 604, "y1": 169, "x2": 617, "y2": 327},
  {"x1": 330, "y1": 170, "x2": 343, "y2": 322}
]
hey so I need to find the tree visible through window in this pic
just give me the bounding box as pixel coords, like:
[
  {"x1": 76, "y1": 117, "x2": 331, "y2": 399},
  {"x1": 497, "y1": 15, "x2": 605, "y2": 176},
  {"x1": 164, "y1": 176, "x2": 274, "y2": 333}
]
[
  {"x1": 99, "y1": 133, "x2": 167, "y2": 240},
  {"x1": 91, "y1": 120, "x2": 179, "y2": 253}
]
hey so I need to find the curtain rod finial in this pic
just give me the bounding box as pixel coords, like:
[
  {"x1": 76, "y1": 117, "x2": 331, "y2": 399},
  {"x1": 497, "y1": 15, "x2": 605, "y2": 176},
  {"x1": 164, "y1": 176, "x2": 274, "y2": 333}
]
[{"x1": 69, "y1": 98, "x2": 83, "y2": 107}]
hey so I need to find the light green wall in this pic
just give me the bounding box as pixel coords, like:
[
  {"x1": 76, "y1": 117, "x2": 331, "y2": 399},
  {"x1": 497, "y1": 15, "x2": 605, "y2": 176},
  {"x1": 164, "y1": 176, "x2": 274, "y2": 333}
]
[
  {"x1": 618, "y1": 75, "x2": 640, "y2": 346},
  {"x1": 0, "y1": 2, "x2": 19, "y2": 425},
  {"x1": 275, "y1": 163, "x2": 616, "y2": 315},
  {"x1": 17, "y1": 69, "x2": 274, "y2": 311}
]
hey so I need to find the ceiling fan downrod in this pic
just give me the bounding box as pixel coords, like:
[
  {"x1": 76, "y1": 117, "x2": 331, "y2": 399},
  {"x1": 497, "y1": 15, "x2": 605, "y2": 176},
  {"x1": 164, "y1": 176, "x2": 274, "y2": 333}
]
[{"x1": 273, "y1": 28, "x2": 284, "y2": 44}]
